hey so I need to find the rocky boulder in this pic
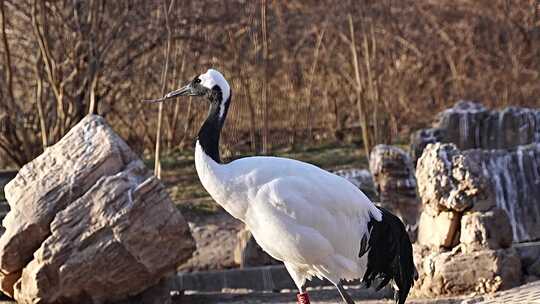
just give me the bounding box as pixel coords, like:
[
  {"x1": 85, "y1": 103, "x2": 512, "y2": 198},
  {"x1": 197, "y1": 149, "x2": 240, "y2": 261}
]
[
  {"x1": 0, "y1": 115, "x2": 195, "y2": 303},
  {"x1": 234, "y1": 227, "x2": 280, "y2": 268},
  {"x1": 412, "y1": 245, "x2": 522, "y2": 297},
  {"x1": 416, "y1": 143, "x2": 494, "y2": 213},
  {"x1": 417, "y1": 142, "x2": 540, "y2": 243},
  {"x1": 413, "y1": 141, "x2": 524, "y2": 296},
  {"x1": 369, "y1": 145, "x2": 419, "y2": 228}
]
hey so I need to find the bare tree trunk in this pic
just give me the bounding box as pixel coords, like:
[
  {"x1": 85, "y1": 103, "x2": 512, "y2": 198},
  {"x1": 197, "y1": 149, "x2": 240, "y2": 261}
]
[
  {"x1": 32, "y1": 0, "x2": 67, "y2": 141},
  {"x1": 363, "y1": 29, "x2": 377, "y2": 145},
  {"x1": 87, "y1": 0, "x2": 100, "y2": 115},
  {"x1": 306, "y1": 29, "x2": 325, "y2": 140},
  {"x1": 34, "y1": 52, "x2": 48, "y2": 150},
  {"x1": 242, "y1": 73, "x2": 257, "y2": 152},
  {"x1": 168, "y1": 51, "x2": 185, "y2": 151},
  {"x1": 178, "y1": 97, "x2": 193, "y2": 149},
  {"x1": 88, "y1": 73, "x2": 100, "y2": 115},
  {"x1": 261, "y1": 0, "x2": 269, "y2": 154},
  {"x1": 1, "y1": 0, "x2": 14, "y2": 104},
  {"x1": 348, "y1": 14, "x2": 371, "y2": 162},
  {"x1": 154, "y1": 0, "x2": 174, "y2": 178}
]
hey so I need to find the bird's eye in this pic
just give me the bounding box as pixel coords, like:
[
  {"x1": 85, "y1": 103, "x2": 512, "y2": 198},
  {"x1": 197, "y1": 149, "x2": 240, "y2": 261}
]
[{"x1": 194, "y1": 78, "x2": 201, "y2": 84}]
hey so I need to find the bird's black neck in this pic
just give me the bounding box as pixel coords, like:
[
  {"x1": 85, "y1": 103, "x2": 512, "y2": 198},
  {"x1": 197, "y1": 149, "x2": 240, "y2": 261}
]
[{"x1": 197, "y1": 91, "x2": 231, "y2": 163}]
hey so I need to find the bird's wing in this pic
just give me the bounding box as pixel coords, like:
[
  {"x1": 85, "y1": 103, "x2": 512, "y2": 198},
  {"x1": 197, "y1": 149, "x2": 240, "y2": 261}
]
[{"x1": 242, "y1": 164, "x2": 380, "y2": 269}]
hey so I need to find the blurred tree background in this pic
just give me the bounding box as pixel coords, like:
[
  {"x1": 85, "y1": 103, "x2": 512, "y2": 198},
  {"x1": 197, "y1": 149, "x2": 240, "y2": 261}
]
[{"x1": 0, "y1": 0, "x2": 539, "y2": 168}]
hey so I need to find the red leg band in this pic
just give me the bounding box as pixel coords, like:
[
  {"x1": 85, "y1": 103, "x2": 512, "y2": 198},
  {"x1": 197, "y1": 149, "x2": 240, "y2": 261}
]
[{"x1": 297, "y1": 292, "x2": 310, "y2": 304}]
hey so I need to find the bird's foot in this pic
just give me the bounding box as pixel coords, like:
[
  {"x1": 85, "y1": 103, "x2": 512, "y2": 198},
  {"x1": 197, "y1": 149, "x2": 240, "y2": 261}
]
[{"x1": 296, "y1": 292, "x2": 310, "y2": 304}]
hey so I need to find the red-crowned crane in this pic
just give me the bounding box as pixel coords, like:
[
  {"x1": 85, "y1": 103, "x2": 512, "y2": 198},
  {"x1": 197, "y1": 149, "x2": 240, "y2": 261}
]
[{"x1": 146, "y1": 69, "x2": 416, "y2": 304}]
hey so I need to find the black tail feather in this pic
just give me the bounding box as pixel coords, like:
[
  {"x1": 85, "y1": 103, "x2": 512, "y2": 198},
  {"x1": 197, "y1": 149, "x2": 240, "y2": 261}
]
[{"x1": 361, "y1": 207, "x2": 416, "y2": 304}]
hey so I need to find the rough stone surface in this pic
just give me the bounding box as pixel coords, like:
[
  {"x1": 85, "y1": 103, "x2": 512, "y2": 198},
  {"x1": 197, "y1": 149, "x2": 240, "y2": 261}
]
[
  {"x1": 416, "y1": 143, "x2": 494, "y2": 213},
  {"x1": 417, "y1": 142, "x2": 540, "y2": 243},
  {"x1": 417, "y1": 209, "x2": 461, "y2": 249},
  {"x1": 410, "y1": 100, "x2": 540, "y2": 162},
  {"x1": 369, "y1": 145, "x2": 419, "y2": 228},
  {"x1": 460, "y1": 208, "x2": 513, "y2": 253},
  {"x1": 178, "y1": 210, "x2": 242, "y2": 272},
  {"x1": 234, "y1": 227, "x2": 280, "y2": 268},
  {"x1": 412, "y1": 245, "x2": 522, "y2": 297},
  {"x1": 463, "y1": 144, "x2": 540, "y2": 243},
  {"x1": 0, "y1": 115, "x2": 195, "y2": 303},
  {"x1": 1, "y1": 115, "x2": 139, "y2": 276},
  {"x1": 411, "y1": 101, "x2": 540, "y2": 243}
]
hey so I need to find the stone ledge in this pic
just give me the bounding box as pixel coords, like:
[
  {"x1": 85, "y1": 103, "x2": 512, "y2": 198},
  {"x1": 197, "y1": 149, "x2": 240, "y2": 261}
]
[{"x1": 175, "y1": 265, "x2": 392, "y2": 297}]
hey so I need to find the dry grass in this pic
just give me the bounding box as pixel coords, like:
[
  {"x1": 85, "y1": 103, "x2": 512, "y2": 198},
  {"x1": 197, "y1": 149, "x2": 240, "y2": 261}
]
[{"x1": 0, "y1": 0, "x2": 538, "y2": 168}]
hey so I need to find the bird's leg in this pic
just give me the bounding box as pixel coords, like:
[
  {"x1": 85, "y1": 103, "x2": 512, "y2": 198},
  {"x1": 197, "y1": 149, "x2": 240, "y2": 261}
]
[
  {"x1": 285, "y1": 262, "x2": 310, "y2": 304},
  {"x1": 296, "y1": 288, "x2": 310, "y2": 304},
  {"x1": 296, "y1": 286, "x2": 310, "y2": 304},
  {"x1": 336, "y1": 282, "x2": 355, "y2": 304}
]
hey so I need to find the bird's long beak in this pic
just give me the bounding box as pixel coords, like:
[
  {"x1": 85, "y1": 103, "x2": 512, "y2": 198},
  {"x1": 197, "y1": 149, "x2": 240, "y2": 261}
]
[
  {"x1": 164, "y1": 84, "x2": 192, "y2": 99},
  {"x1": 142, "y1": 83, "x2": 192, "y2": 103}
]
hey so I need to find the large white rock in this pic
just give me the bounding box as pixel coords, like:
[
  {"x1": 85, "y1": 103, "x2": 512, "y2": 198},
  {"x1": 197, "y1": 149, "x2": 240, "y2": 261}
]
[{"x1": 0, "y1": 115, "x2": 195, "y2": 303}]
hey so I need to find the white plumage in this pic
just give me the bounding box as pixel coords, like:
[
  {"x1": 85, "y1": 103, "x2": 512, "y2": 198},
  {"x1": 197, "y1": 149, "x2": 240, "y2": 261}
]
[
  {"x1": 195, "y1": 141, "x2": 381, "y2": 288},
  {"x1": 155, "y1": 69, "x2": 416, "y2": 304}
]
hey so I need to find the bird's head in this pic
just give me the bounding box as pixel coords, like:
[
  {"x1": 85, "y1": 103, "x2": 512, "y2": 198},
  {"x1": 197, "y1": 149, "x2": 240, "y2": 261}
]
[
  {"x1": 146, "y1": 69, "x2": 231, "y2": 120},
  {"x1": 157, "y1": 69, "x2": 230, "y2": 103}
]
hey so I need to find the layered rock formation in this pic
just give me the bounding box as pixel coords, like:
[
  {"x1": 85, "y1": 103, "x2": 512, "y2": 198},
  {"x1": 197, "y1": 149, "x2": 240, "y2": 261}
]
[
  {"x1": 0, "y1": 115, "x2": 195, "y2": 303},
  {"x1": 413, "y1": 143, "x2": 521, "y2": 297},
  {"x1": 412, "y1": 101, "x2": 540, "y2": 243},
  {"x1": 411, "y1": 101, "x2": 540, "y2": 162},
  {"x1": 464, "y1": 144, "x2": 540, "y2": 243},
  {"x1": 369, "y1": 145, "x2": 419, "y2": 231}
]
